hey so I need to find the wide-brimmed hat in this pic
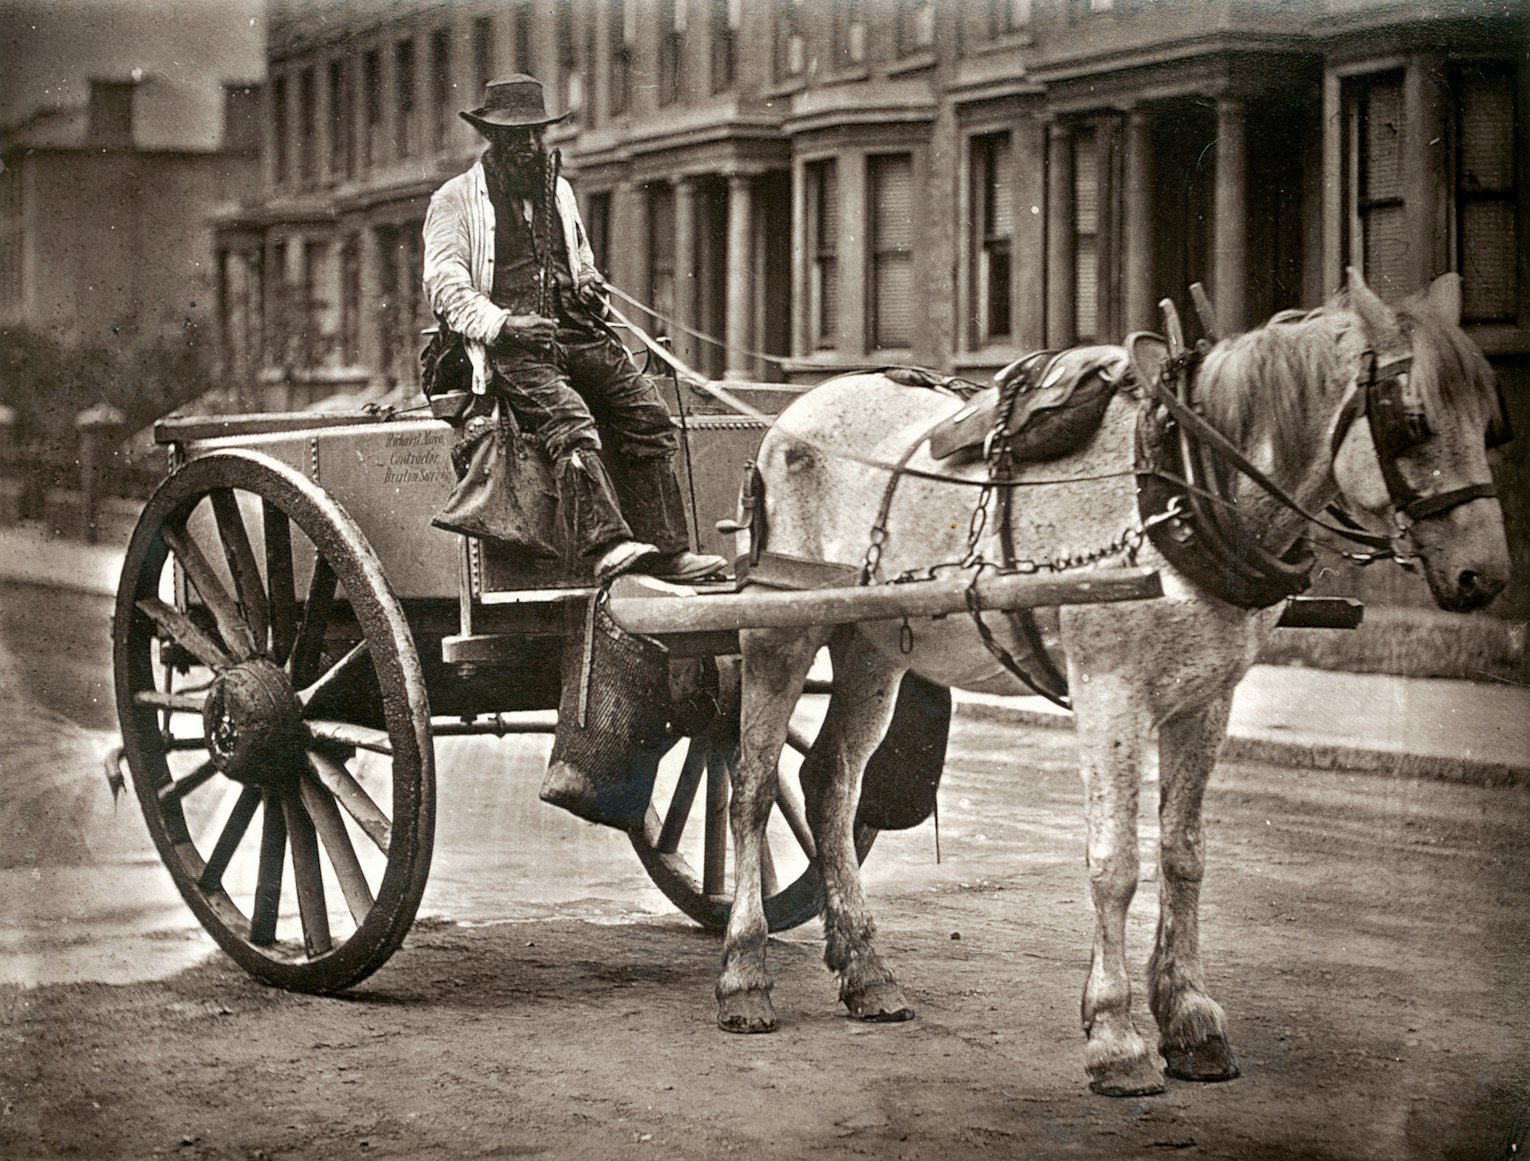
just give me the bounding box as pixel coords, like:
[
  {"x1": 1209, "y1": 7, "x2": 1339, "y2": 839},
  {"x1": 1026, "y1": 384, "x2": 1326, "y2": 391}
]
[{"x1": 460, "y1": 74, "x2": 569, "y2": 132}]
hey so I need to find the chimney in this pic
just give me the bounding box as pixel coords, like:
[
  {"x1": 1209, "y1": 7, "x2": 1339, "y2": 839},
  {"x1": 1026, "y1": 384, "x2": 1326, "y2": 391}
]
[
  {"x1": 86, "y1": 78, "x2": 135, "y2": 148},
  {"x1": 222, "y1": 81, "x2": 262, "y2": 154}
]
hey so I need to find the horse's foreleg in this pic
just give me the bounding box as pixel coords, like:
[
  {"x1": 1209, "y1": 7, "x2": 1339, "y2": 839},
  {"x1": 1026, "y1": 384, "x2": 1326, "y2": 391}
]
[
  {"x1": 1073, "y1": 677, "x2": 1165, "y2": 1096},
  {"x1": 716, "y1": 625, "x2": 828, "y2": 1034},
  {"x1": 1150, "y1": 696, "x2": 1240, "y2": 1082},
  {"x1": 811, "y1": 630, "x2": 912, "y2": 1023}
]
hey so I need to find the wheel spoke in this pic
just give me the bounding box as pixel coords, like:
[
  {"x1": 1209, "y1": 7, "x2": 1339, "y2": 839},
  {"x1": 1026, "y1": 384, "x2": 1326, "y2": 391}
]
[
  {"x1": 775, "y1": 776, "x2": 817, "y2": 861},
  {"x1": 759, "y1": 839, "x2": 779, "y2": 899},
  {"x1": 210, "y1": 489, "x2": 271, "y2": 654},
  {"x1": 281, "y1": 789, "x2": 334, "y2": 958},
  {"x1": 307, "y1": 750, "x2": 391, "y2": 853},
  {"x1": 297, "y1": 640, "x2": 370, "y2": 709},
  {"x1": 288, "y1": 555, "x2": 337, "y2": 687},
  {"x1": 305, "y1": 719, "x2": 394, "y2": 756},
  {"x1": 784, "y1": 725, "x2": 814, "y2": 758},
  {"x1": 133, "y1": 688, "x2": 207, "y2": 714},
  {"x1": 299, "y1": 776, "x2": 375, "y2": 925},
  {"x1": 162, "y1": 521, "x2": 258, "y2": 661},
  {"x1": 198, "y1": 786, "x2": 261, "y2": 892},
  {"x1": 264, "y1": 501, "x2": 297, "y2": 665},
  {"x1": 656, "y1": 739, "x2": 708, "y2": 855},
  {"x1": 702, "y1": 744, "x2": 730, "y2": 899},
  {"x1": 157, "y1": 759, "x2": 219, "y2": 804},
  {"x1": 135, "y1": 597, "x2": 231, "y2": 671},
  {"x1": 250, "y1": 793, "x2": 288, "y2": 946}
]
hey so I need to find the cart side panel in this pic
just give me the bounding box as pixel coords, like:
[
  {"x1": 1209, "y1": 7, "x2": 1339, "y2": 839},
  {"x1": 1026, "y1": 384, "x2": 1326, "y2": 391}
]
[{"x1": 185, "y1": 419, "x2": 462, "y2": 600}]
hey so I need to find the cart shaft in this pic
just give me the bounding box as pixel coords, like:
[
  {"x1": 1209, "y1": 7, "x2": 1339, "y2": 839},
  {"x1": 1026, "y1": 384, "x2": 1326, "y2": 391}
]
[{"x1": 605, "y1": 567, "x2": 1162, "y2": 636}]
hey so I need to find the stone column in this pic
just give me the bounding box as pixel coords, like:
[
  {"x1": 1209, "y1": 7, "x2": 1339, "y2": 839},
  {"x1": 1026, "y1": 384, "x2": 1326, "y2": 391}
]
[
  {"x1": 357, "y1": 225, "x2": 384, "y2": 386},
  {"x1": 1044, "y1": 122, "x2": 1074, "y2": 348},
  {"x1": 1213, "y1": 97, "x2": 1248, "y2": 334},
  {"x1": 725, "y1": 174, "x2": 753, "y2": 380},
  {"x1": 673, "y1": 177, "x2": 698, "y2": 368},
  {"x1": 1123, "y1": 108, "x2": 1154, "y2": 334}
]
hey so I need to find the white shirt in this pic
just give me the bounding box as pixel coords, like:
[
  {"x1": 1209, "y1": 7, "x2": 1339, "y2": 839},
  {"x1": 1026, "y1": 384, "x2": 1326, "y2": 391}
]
[{"x1": 422, "y1": 159, "x2": 599, "y2": 394}]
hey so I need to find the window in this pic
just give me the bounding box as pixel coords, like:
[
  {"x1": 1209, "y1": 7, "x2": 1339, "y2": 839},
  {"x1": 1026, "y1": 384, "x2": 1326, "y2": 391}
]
[
  {"x1": 832, "y1": 0, "x2": 865, "y2": 70},
  {"x1": 267, "y1": 239, "x2": 288, "y2": 367},
  {"x1": 869, "y1": 153, "x2": 915, "y2": 350},
  {"x1": 430, "y1": 28, "x2": 452, "y2": 151},
  {"x1": 328, "y1": 58, "x2": 353, "y2": 180},
  {"x1": 971, "y1": 132, "x2": 1013, "y2": 344},
  {"x1": 340, "y1": 234, "x2": 361, "y2": 366},
  {"x1": 585, "y1": 191, "x2": 612, "y2": 269},
  {"x1": 472, "y1": 16, "x2": 495, "y2": 97},
  {"x1": 556, "y1": 0, "x2": 581, "y2": 112},
  {"x1": 987, "y1": 0, "x2": 1031, "y2": 36},
  {"x1": 302, "y1": 241, "x2": 329, "y2": 368},
  {"x1": 648, "y1": 183, "x2": 676, "y2": 339},
  {"x1": 1345, "y1": 70, "x2": 1408, "y2": 300},
  {"x1": 806, "y1": 160, "x2": 839, "y2": 350},
  {"x1": 895, "y1": 0, "x2": 935, "y2": 57},
  {"x1": 362, "y1": 49, "x2": 382, "y2": 169},
  {"x1": 395, "y1": 38, "x2": 417, "y2": 159},
  {"x1": 774, "y1": 0, "x2": 805, "y2": 82},
  {"x1": 1453, "y1": 61, "x2": 1519, "y2": 323},
  {"x1": 608, "y1": 0, "x2": 631, "y2": 117},
  {"x1": 659, "y1": 0, "x2": 686, "y2": 107},
  {"x1": 272, "y1": 73, "x2": 289, "y2": 185},
  {"x1": 1073, "y1": 126, "x2": 1101, "y2": 342},
  {"x1": 710, "y1": 0, "x2": 737, "y2": 94},
  {"x1": 297, "y1": 67, "x2": 316, "y2": 187},
  {"x1": 513, "y1": 2, "x2": 534, "y2": 73}
]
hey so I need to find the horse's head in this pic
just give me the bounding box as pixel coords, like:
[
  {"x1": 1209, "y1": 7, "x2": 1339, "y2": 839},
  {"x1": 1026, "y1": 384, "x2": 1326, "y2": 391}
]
[{"x1": 1331, "y1": 269, "x2": 1510, "y2": 612}]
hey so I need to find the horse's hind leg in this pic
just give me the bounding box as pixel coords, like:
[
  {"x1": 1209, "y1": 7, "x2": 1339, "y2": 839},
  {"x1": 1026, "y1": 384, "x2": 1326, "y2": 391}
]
[
  {"x1": 1149, "y1": 696, "x2": 1240, "y2": 1082},
  {"x1": 1072, "y1": 676, "x2": 1166, "y2": 1096},
  {"x1": 810, "y1": 629, "x2": 911, "y2": 1023},
  {"x1": 717, "y1": 624, "x2": 829, "y2": 1034}
]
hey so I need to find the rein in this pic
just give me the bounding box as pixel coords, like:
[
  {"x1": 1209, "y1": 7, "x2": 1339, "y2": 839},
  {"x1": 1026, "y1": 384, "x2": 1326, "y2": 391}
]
[{"x1": 1142, "y1": 338, "x2": 1499, "y2": 563}]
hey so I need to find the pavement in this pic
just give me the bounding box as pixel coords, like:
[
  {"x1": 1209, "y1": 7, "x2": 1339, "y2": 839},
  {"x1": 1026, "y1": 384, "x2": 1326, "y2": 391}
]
[{"x1": 2, "y1": 517, "x2": 1525, "y2": 788}]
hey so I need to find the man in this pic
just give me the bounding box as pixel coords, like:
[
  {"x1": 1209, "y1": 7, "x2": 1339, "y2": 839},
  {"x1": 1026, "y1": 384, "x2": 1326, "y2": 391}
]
[{"x1": 423, "y1": 74, "x2": 724, "y2": 583}]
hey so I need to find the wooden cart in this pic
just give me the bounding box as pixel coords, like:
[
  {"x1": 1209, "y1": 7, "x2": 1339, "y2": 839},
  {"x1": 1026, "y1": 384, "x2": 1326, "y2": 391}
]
[{"x1": 112, "y1": 389, "x2": 1161, "y2": 993}]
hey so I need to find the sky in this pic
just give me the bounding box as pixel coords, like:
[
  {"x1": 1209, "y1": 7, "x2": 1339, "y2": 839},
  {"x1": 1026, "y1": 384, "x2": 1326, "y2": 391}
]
[{"x1": 0, "y1": 0, "x2": 265, "y2": 150}]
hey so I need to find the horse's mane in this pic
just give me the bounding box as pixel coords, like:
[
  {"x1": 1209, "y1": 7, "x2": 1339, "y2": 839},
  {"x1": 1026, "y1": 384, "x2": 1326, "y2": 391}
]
[
  {"x1": 1195, "y1": 302, "x2": 1359, "y2": 477},
  {"x1": 1194, "y1": 287, "x2": 1494, "y2": 475}
]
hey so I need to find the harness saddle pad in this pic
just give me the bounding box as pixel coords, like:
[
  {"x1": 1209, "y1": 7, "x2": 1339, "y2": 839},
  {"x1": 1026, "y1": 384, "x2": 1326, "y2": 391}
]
[{"x1": 928, "y1": 346, "x2": 1129, "y2": 462}]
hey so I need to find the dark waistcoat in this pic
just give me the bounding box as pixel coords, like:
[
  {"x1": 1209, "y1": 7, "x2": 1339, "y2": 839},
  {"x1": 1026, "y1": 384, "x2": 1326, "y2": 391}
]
[{"x1": 489, "y1": 183, "x2": 576, "y2": 317}]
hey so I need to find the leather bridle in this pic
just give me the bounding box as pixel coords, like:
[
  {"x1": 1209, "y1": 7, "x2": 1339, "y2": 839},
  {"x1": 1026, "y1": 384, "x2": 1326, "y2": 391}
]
[{"x1": 1330, "y1": 348, "x2": 1503, "y2": 533}]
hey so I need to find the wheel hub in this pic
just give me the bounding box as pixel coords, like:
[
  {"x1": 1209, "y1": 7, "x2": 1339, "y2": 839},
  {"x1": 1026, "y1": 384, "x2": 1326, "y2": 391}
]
[{"x1": 203, "y1": 658, "x2": 305, "y2": 785}]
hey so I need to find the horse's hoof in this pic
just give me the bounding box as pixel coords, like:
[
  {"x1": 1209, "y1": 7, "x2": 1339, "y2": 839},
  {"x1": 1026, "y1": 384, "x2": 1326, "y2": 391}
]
[
  {"x1": 1163, "y1": 1035, "x2": 1240, "y2": 1082},
  {"x1": 844, "y1": 983, "x2": 915, "y2": 1024},
  {"x1": 717, "y1": 991, "x2": 777, "y2": 1034},
  {"x1": 1087, "y1": 1056, "x2": 1167, "y2": 1097}
]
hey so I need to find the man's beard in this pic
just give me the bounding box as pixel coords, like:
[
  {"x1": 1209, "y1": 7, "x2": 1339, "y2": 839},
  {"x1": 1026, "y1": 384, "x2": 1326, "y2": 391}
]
[{"x1": 485, "y1": 144, "x2": 545, "y2": 201}]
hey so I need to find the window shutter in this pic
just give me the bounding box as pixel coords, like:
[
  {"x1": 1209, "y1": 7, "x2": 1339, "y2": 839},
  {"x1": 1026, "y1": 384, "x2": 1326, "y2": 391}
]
[
  {"x1": 871, "y1": 154, "x2": 914, "y2": 349},
  {"x1": 1363, "y1": 79, "x2": 1404, "y2": 201},
  {"x1": 1073, "y1": 130, "x2": 1099, "y2": 340},
  {"x1": 1457, "y1": 64, "x2": 1518, "y2": 322}
]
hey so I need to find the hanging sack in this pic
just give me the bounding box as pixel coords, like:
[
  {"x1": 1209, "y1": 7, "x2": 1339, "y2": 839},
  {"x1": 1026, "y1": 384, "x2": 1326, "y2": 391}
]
[
  {"x1": 419, "y1": 321, "x2": 472, "y2": 398},
  {"x1": 432, "y1": 400, "x2": 561, "y2": 559}
]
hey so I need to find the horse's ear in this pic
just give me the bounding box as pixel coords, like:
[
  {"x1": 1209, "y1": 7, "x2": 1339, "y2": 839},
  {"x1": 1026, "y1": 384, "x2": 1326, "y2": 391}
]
[
  {"x1": 1347, "y1": 266, "x2": 1400, "y2": 346},
  {"x1": 1424, "y1": 273, "x2": 1464, "y2": 327}
]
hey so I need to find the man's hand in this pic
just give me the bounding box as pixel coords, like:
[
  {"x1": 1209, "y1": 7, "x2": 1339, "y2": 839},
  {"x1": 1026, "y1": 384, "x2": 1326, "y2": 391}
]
[
  {"x1": 575, "y1": 273, "x2": 607, "y2": 309},
  {"x1": 498, "y1": 313, "x2": 557, "y2": 351}
]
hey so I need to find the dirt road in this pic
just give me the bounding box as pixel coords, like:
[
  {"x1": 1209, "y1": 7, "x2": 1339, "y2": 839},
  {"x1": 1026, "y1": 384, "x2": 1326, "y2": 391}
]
[{"x1": 4, "y1": 715, "x2": 1527, "y2": 1161}]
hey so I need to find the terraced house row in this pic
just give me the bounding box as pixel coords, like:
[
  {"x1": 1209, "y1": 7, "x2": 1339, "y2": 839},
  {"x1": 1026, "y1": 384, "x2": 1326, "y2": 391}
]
[{"x1": 212, "y1": 0, "x2": 1527, "y2": 607}]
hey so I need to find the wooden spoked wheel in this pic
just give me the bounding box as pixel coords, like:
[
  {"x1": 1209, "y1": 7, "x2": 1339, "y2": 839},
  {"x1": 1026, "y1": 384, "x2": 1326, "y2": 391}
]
[
  {"x1": 113, "y1": 449, "x2": 434, "y2": 993},
  {"x1": 630, "y1": 662, "x2": 876, "y2": 933}
]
